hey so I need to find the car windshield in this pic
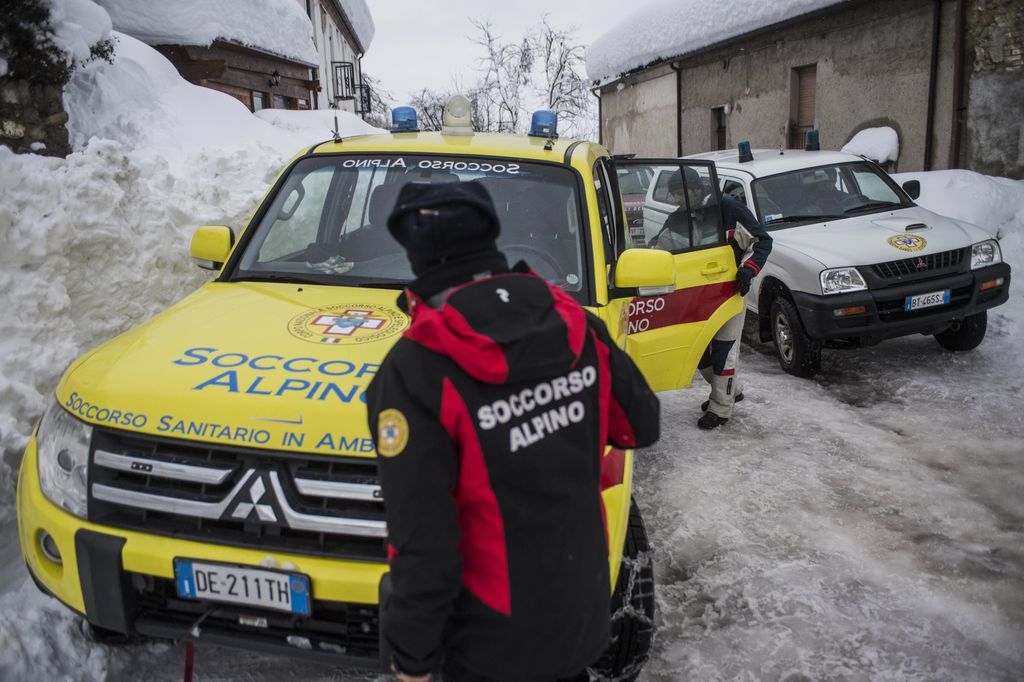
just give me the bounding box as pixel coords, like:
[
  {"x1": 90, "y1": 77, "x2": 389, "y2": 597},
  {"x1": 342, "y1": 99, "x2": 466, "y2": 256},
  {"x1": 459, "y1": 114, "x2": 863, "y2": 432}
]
[
  {"x1": 751, "y1": 161, "x2": 910, "y2": 228},
  {"x1": 229, "y1": 154, "x2": 588, "y2": 297}
]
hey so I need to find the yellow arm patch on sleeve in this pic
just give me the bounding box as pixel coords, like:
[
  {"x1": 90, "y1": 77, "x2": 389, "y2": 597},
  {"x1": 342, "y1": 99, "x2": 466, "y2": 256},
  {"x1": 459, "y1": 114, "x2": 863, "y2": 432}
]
[{"x1": 377, "y1": 408, "x2": 409, "y2": 457}]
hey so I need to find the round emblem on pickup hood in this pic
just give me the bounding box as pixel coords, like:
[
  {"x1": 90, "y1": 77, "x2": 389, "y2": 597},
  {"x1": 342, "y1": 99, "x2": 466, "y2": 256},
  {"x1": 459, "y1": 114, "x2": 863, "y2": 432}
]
[
  {"x1": 887, "y1": 234, "x2": 927, "y2": 252},
  {"x1": 289, "y1": 303, "x2": 409, "y2": 345}
]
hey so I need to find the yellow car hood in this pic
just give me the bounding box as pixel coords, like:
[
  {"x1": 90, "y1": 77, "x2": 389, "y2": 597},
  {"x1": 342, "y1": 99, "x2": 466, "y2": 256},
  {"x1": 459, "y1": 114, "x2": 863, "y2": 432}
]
[{"x1": 56, "y1": 282, "x2": 411, "y2": 458}]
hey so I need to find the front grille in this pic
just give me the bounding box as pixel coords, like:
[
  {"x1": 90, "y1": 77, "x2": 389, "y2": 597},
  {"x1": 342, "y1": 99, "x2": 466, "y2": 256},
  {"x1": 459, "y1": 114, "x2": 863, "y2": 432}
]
[
  {"x1": 89, "y1": 428, "x2": 387, "y2": 560},
  {"x1": 133, "y1": 575, "x2": 380, "y2": 664},
  {"x1": 869, "y1": 248, "x2": 966, "y2": 282}
]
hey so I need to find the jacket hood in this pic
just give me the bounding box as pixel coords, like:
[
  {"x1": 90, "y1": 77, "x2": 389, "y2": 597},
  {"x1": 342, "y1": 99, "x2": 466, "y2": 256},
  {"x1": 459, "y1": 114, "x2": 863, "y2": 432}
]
[{"x1": 403, "y1": 269, "x2": 587, "y2": 385}]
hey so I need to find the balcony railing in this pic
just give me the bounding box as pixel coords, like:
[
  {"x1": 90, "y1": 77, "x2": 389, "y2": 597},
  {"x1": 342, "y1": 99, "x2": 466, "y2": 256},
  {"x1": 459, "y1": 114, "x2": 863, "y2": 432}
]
[{"x1": 332, "y1": 61, "x2": 355, "y2": 100}]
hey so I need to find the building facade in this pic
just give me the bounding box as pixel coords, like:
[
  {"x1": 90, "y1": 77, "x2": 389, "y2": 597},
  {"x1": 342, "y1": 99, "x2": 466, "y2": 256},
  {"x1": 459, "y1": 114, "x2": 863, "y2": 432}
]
[
  {"x1": 302, "y1": 0, "x2": 372, "y2": 114},
  {"x1": 155, "y1": 42, "x2": 317, "y2": 112},
  {"x1": 595, "y1": 0, "x2": 1022, "y2": 178}
]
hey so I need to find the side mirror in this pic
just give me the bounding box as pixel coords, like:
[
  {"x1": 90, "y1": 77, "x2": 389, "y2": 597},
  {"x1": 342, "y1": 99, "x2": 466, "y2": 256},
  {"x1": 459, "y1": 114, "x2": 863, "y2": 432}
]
[
  {"x1": 190, "y1": 225, "x2": 234, "y2": 270},
  {"x1": 901, "y1": 179, "x2": 921, "y2": 200},
  {"x1": 614, "y1": 248, "x2": 675, "y2": 295}
]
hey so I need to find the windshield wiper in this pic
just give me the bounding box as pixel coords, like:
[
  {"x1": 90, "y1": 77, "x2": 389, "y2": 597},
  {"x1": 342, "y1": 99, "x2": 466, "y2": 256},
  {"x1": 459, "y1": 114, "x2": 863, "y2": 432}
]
[
  {"x1": 764, "y1": 214, "x2": 843, "y2": 226},
  {"x1": 232, "y1": 274, "x2": 330, "y2": 285},
  {"x1": 844, "y1": 201, "x2": 901, "y2": 213},
  {"x1": 357, "y1": 280, "x2": 409, "y2": 289}
]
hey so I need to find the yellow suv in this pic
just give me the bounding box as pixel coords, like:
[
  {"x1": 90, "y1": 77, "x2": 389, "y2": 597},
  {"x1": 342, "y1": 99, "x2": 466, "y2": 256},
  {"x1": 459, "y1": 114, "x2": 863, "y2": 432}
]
[{"x1": 17, "y1": 102, "x2": 740, "y2": 678}]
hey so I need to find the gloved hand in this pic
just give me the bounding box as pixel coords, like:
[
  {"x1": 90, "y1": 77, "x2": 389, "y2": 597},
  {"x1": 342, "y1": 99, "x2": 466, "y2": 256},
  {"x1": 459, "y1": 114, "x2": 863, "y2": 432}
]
[{"x1": 736, "y1": 266, "x2": 754, "y2": 296}]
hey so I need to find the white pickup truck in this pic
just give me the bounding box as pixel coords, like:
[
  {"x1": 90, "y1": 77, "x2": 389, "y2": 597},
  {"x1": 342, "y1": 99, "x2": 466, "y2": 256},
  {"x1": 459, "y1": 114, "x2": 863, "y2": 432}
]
[{"x1": 680, "y1": 148, "x2": 1011, "y2": 377}]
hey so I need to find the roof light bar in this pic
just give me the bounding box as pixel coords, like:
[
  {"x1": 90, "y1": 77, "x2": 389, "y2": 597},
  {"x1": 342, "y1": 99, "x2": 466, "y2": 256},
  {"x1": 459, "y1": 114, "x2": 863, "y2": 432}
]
[
  {"x1": 391, "y1": 106, "x2": 419, "y2": 133},
  {"x1": 528, "y1": 110, "x2": 558, "y2": 139},
  {"x1": 805, "y1": 129, "x2": 820, "y2": 151},
  {"x1": 738, "y1": 140, "x2": 753, "y2": 163}
]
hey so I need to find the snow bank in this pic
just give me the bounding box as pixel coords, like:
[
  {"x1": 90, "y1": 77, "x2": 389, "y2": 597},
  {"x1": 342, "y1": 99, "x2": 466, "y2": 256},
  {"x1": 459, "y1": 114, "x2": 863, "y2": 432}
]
[
  {"x1": 255, "y1": 108, "x2": 382, "y2": 139},
  {"x1": 339, "y1": 0, "x2": 376, "y2": 52},
  {"x1": 893, "y1": 169, "x2": 1024, "y2": 240},
  {"x1": 1, "y1": 0, "x2": 379, "y2": 494},
  {"x1": 587, "y1": 0, "x2": 847, "y2": 82},
  {"x1": 95, "y1": 0, "x2": 319, "y2": 64},
  {"x1": 842, "y1": 126, "x2": 899, "y2": 164}
]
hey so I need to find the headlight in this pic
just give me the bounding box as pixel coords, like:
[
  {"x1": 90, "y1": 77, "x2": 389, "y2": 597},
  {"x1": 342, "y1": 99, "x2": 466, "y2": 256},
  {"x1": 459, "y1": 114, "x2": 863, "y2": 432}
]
[
  {"x1": 820, "y1": 267, "x2": 867, "y2": 295},
  {"x1": 970, "y1": 240, "x2": 1002, "y2": 270},
  {"x1": 36, "y1": 399, "x2": 92, "y2": 519}
]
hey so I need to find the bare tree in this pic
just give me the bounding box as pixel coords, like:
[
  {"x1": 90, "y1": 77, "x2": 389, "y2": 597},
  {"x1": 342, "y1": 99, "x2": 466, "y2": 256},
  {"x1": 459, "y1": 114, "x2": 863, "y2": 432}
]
[
  {"x1": 470, "y1": 19, "x2": 532, "y2": 134},
  {"x1": 531, "y1": 17, "x2": 594, "y2": 139},
  {"x1": 360, "y1": 72, "x2": 393, "y2": 130},
  {"x1": 408, "y1": 88, "x2": 450, "y2": 131}
]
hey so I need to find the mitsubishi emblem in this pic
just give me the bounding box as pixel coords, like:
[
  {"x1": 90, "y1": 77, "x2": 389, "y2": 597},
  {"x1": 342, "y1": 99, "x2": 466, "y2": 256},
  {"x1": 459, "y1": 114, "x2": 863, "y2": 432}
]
[
  {"x1": 231, "y1": 475, "x2": 277, "y2": 522},
  {"x1": 915, "y1": 258, "x2": 928, "y2": 271}
]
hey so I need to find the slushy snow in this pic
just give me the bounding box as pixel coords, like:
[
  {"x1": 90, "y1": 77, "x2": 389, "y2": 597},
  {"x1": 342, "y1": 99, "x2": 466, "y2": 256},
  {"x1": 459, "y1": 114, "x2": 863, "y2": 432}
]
[
  {"x1": 587, "y1": 0, "x2": 847, "y2": 82},
  {"x1": 842, "y1": 126, "x2": 900, "y2": 164},
  {"x1": 2, "y1": 0, "x2": 1022, "y2": 680}
]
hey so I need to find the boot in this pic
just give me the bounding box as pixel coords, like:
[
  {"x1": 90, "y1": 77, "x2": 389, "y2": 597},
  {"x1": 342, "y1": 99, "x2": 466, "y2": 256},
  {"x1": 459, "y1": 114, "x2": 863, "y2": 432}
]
[
  {"x1": 701, "y1": 391, "x2": 744, "y2": 413},
  {"x1": 697, "y1": 412, "x2": 728, "y2": 430}
]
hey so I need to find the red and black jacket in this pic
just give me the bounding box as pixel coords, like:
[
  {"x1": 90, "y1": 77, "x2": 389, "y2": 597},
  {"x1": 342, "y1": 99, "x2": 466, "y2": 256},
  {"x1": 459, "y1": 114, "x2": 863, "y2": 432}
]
[{"x1": 366, "y1": 260, "x2": 659, "y2": 680}]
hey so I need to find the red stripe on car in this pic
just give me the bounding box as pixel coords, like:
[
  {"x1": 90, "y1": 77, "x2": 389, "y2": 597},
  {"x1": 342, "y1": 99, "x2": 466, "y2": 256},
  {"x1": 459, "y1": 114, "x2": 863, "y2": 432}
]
[
  {"x1": 440, "y1": 378, "x2": 511, "y2": 616},
  {"x1": 627, "y1": 281, "x2": 737, "y2": 334}
]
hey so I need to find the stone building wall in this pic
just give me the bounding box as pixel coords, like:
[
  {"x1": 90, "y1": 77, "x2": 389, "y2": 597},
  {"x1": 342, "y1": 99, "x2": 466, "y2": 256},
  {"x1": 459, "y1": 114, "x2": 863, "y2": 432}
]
[
  {"x1": 0, "y1": 78, "x2": 70, "y2": 156},
  {"x1": 598, "y1": 0, "x2": 957, "y2": 172},
  {"x1": 964, "y1": 0, "x2": 1023, "y2": 178}
]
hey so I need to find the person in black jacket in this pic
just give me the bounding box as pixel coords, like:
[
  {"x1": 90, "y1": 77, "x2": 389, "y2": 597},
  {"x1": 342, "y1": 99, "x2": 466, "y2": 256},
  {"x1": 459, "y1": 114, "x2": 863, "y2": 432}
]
[
  {"x1": 366, "y1": 180, "x2": 660, "y2": 682},
  {"x1": 649, "y1": 168, "x2": 772, "y2": 429}
]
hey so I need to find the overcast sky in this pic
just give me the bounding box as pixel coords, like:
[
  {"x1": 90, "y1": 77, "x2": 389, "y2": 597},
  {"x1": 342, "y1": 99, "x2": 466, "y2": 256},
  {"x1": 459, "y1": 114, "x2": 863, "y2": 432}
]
[{"x1": 361, "y1": 0, "x2": 635, "y2": 105}]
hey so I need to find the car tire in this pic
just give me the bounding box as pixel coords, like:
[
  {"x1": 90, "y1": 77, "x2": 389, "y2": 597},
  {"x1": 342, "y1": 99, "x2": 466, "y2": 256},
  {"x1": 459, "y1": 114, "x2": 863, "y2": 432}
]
[
  {"x1": 935, "y1": 311, "x2": 987, "y2": 351},
  {"x1": 589, "y1": 498, "x2": 655, "y2": 682},
  {"x1": 770, "y1": 297, "x2": 821, "y2": 377}
]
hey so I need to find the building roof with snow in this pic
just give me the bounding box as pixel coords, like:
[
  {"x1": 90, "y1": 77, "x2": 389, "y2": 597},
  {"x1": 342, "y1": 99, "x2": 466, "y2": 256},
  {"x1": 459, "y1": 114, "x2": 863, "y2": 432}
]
[
  {"x1": 95, "y1": 0, "x2": 321, "y2": 65},
  {"x1": 331, "y1": 0, "x2": 375, "y2": 54},
  {"x1": 586, "y1": 0, "x2": 848, "y2": 83}
]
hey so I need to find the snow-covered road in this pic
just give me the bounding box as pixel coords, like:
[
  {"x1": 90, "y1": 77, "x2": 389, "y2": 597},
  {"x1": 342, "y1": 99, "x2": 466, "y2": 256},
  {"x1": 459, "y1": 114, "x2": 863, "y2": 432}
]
[{"x1": 2, "y1": 319, "x2": 1021, "y2": 681}]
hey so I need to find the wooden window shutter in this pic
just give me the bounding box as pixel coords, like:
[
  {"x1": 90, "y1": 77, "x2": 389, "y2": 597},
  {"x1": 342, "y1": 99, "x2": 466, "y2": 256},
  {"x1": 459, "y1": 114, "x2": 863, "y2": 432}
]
[{"x1": 797, "y1": 65, "x2": 817, "y2": 128}]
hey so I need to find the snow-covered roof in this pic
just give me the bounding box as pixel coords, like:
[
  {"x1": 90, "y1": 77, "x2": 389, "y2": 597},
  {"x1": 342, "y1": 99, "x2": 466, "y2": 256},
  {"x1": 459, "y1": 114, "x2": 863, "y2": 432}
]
[
  {"x1": 95, "y1": 0, "x2": 320, "y2": 65},
  {"x1": 333, "y1": 0, "x2": 375, "y2": 54},
  {"x1": 587, "y1": 0, "x2": 848, "y2": 83}
]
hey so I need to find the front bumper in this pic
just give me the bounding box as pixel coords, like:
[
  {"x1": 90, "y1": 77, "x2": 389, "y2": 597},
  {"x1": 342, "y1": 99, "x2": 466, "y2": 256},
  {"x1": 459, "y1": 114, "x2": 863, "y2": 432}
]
[
  {"x1": 792, "y1": 262, "x2": 1011, "y2": 343},
  {"x1": 16, "y1": 437, "x2": 390, "y2": 670}
]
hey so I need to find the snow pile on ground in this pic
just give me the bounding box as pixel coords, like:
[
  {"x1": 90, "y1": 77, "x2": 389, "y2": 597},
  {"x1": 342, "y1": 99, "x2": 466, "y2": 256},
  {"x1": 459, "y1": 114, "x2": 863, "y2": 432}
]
[
  {"x1": 255, "y1": 108, "x2": 382, "y2": 138},
  {"x1": 95, "y1": 0, "x2": 319, "y2": 64},
  {"x1": 0, "y1": 1, "x2": 380, "y2": 506},
  {"x1": 339, "y1": 0, "x2": 376, "y2": 52},
  {"x1": 587, "y1": 0, "x2": 847, "y2": 82},
  {"x1": 842, "y1": 126, "x2": 899, "y2": 164}
]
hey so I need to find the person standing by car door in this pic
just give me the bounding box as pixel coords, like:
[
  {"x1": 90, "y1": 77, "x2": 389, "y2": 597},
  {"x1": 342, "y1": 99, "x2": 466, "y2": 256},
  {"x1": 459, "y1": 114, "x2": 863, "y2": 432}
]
[
  {"x1": 366, "y1": 180, "x2": 661, "y2": 681},
  {"x1": 646, "y1": 168, "x2": 772, "y2": 429},
  {"x1": 695, "y1": 174, "x2": 773, "y2": 430}
]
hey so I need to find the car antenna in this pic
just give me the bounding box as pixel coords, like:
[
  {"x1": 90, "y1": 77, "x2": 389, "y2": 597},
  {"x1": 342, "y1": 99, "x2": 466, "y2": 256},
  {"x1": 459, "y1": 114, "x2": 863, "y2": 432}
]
[{"x1": 332, "y1": 111, "x2": 341, "y2": 143}]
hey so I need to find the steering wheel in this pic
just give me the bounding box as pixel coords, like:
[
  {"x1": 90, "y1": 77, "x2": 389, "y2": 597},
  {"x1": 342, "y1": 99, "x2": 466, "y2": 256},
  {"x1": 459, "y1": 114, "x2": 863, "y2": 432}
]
[
  {"x1": 838, "y1": 194, "x2": 868, "y2": 212},
  {"x1": 501, "y1": 244, "x2": 566, "y2": 283}
]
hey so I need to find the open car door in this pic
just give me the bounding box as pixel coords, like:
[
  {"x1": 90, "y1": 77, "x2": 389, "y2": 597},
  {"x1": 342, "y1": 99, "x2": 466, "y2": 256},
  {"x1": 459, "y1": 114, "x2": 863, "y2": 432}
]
[{"x1": 608, "y1": 158, "x2": 743, "y2": 392}]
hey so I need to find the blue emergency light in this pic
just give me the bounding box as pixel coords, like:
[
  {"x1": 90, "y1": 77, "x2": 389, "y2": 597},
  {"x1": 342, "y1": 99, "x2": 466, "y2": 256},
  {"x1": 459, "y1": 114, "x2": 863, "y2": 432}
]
[
  {"x1": 528, "y1": 110, "x2": 559, "y2": 139},
  {"x1": 805, "y1": 129, "x2": 820, "y2": 151},
  {"x1": 391, "y1": 106, "x2": 419, "y2": 133},
  {"x1": 737, "y1": 140, "x2": 753, "y2": 163}
]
